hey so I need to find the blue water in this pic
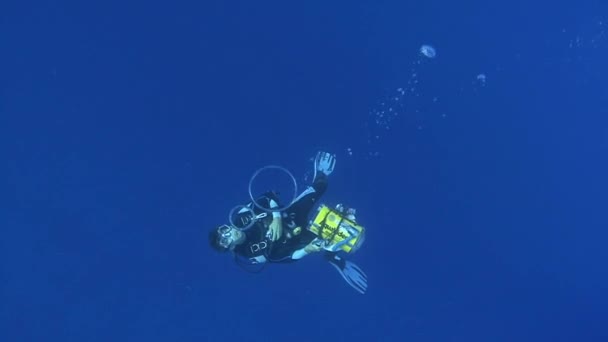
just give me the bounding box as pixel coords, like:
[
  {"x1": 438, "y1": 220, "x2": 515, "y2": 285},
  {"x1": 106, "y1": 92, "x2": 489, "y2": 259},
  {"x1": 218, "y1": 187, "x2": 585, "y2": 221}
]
[{"x1": 2, "y1": 0, "x2": 607, "y2": 341}]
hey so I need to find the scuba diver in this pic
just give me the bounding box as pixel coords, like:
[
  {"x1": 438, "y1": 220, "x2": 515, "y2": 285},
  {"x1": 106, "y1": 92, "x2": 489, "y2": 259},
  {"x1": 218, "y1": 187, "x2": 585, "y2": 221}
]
[{"x1": 209, "y1": 151, "x2": 368, "y2": 294}]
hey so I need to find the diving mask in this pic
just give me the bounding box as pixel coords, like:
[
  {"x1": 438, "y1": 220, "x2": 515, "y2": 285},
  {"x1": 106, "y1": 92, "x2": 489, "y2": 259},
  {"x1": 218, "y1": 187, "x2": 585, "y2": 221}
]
[{"x1": 217, "y1": 225, "x2": 240, "y2": 249}]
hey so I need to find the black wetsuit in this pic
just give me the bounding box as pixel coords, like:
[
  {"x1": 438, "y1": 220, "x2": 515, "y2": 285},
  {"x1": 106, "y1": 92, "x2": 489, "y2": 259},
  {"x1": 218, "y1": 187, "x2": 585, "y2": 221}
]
[{"x1": 233, "y1": 174, "x2": 328, "y2": 264}]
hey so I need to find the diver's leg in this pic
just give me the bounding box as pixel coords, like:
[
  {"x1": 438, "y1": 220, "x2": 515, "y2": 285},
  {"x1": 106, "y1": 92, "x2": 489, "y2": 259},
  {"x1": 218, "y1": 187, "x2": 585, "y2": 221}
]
[
  {"x1": 286, "y1": 173, "x2": 327, "y2": 227},
  {"x1": 285, "y1": 151, "x2": 334, "y2": 226}
]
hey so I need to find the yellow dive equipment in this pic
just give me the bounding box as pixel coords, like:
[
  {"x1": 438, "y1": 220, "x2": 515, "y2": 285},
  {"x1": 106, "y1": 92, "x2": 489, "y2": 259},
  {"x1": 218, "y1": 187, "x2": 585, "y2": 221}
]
[{"x1": 308, "y1": 204, "x2": 365, "y2": 253}]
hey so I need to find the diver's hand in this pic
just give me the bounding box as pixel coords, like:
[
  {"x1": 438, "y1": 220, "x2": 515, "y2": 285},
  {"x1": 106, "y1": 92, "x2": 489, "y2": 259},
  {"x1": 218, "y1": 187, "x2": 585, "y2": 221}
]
[
  {"x1": 304, "y1": 239, "x2": 323, "y2": 253},
  {"x1": 268, "y1": 218, "x2": 283, "y2": 241}
]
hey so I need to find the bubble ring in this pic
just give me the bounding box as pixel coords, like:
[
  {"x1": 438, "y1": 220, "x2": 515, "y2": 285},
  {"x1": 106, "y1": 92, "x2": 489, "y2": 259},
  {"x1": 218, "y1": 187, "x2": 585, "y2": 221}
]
[
  {"x1": 248, "y1": 165, "x2": 298, "y2": 213},
  {"x1": 228, "y1": 205, "x2": 258, "y2": 231}
]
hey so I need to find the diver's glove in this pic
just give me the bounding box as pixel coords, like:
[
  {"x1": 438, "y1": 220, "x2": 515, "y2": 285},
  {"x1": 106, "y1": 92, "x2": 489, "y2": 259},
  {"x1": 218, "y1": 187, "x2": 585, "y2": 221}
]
[
  {"x1": 325, "y1": 253, "x2": 368, "y2": 294},
  {"x1": 314, "y1": 151, "x2": 336, "y2": 178}
]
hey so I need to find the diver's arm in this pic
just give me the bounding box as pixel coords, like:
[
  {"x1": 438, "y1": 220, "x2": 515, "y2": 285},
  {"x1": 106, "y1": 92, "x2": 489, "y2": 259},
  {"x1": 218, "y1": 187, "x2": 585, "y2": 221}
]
[
  {"x1": 291, "y1": 248, "x2": 307, "y2": 260},
  {"x1": 269, "y1": 199, "x2": 281, "y2": 218},
  {"x1": 267, "y1": 199, "x2": 283, "y2": 241}
]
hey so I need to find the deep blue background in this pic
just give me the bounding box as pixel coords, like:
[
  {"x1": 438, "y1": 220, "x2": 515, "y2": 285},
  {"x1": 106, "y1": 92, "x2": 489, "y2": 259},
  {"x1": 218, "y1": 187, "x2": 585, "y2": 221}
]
[{"x1": 2, "y1": 0, "x2": 607, "y2": 341}]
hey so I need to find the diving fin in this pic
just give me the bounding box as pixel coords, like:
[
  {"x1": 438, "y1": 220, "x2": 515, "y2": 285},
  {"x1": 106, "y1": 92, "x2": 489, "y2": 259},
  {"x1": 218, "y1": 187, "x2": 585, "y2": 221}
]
[
  {"x1": 325, "y1": 253, "x2": 368, "y2": 294},
  {"x1": 314, "y1": 151, "x2": 336, "y2": 178}
]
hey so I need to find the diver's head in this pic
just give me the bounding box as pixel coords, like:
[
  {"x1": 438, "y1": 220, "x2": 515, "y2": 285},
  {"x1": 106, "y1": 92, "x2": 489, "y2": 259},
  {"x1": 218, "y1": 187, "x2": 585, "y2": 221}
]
[{"x1": 209, "y1": 224, "x2": 245, "y2": 252}]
